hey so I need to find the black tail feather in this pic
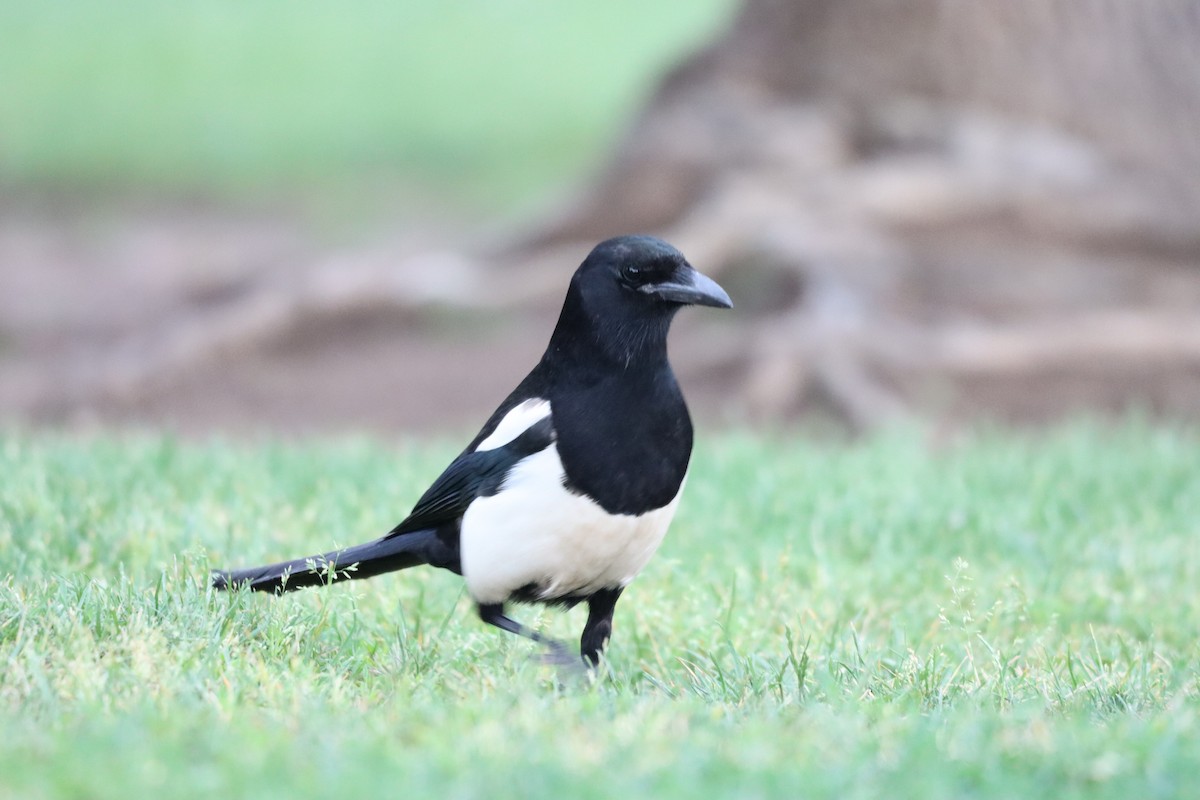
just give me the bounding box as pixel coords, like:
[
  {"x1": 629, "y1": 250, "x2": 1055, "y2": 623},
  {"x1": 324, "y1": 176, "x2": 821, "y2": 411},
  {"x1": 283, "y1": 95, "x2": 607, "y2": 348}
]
[{"x1": 212, "y1": 528, "x2": 448, "y2": 593}]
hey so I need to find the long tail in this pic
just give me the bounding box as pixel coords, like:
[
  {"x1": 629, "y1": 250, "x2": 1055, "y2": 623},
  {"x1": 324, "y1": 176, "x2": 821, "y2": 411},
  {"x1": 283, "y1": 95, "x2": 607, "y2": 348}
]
[{"x1": 212, "y1": 528, "x2": 447, "y2": 593}]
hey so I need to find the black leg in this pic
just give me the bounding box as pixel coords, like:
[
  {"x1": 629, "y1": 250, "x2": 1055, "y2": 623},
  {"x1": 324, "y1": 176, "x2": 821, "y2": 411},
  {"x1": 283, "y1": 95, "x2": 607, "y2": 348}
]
[
  {"x1": 580, "y1": 588, "x2": 623, "y2": 667},
  {"x1": 478, "y1": 603, "x2": 572, "y2": 663}
]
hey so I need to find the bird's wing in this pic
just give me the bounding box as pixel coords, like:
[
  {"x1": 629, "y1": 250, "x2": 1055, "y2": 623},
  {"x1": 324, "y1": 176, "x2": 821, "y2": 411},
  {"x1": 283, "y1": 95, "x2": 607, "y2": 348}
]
[{"x1": 387, "y1": 414, "x2": 556, "y2": 536}]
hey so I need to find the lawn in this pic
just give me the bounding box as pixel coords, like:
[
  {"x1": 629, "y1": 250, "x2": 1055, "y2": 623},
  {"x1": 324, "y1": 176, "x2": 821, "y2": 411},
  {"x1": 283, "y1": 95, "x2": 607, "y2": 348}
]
[
  {"x1": 2, "y1": 421, "x2": 1199, "y2": 798},
  {"x1": 0, "y1": 0, "x2": 734, "y2": 214}
]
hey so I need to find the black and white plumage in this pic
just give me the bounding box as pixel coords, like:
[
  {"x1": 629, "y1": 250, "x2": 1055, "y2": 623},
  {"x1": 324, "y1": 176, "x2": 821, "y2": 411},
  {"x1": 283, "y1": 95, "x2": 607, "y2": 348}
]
[{"x1": 212, "y1": 235, "x2": 732, "y2": 665}]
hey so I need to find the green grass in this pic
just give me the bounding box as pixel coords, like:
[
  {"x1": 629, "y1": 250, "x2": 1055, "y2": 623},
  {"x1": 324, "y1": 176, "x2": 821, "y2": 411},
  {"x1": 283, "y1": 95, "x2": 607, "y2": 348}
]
[
  {"x1": 2, "y1": 421, "x2": 1199, "y2": 798},
  {"x1": 0, "y1": 0, "x2": 734, "y2": 212}
]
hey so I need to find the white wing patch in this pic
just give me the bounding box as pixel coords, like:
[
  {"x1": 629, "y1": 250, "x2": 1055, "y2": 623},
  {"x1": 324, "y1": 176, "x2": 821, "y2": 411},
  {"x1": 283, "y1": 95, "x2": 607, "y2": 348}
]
[
  {"x1": 475, "y1": 398, "x2": 552, "y2": 452},
  {"x1": 460, "y1": 443, "x2": 684, "y2": 605}
]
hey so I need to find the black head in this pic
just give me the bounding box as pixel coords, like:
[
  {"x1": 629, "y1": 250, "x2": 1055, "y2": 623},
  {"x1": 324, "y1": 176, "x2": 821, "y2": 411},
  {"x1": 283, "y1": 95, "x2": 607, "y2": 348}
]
[
  {"x1": 548, "y1": 235, "x2": 731, "y2": 367},
  {"x1": 576, "y1": 235, "x2": 732, "y2": 312}
]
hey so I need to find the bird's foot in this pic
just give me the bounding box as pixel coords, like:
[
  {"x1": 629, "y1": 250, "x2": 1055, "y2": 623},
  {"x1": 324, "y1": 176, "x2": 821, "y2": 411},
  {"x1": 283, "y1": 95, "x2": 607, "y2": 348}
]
[
  {"x1": 534, "y1": 638, "x2": 578, "y2": 666},
  {"x1": 527, "y1": 639, "x2": 586, "y2": 677}
]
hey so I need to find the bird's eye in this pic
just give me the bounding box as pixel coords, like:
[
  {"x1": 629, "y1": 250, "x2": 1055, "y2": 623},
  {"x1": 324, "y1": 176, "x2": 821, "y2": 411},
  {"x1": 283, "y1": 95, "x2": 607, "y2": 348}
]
[{"x1": 622, "y1": 264, "x2": 642, "y2": 281}]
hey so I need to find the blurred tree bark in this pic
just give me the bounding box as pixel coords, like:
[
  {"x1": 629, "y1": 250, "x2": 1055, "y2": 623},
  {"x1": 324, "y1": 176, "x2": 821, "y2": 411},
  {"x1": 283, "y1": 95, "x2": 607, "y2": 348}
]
[{"x1": 524, "y1": 0, "x2": 1200, "y2": 429}]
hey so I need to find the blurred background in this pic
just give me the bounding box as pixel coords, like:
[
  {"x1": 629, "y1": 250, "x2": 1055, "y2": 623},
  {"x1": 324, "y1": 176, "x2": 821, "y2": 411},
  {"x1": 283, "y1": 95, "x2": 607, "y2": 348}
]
[{"x1": 3, "y1": 0, "x2": 1199, "y2": 437}]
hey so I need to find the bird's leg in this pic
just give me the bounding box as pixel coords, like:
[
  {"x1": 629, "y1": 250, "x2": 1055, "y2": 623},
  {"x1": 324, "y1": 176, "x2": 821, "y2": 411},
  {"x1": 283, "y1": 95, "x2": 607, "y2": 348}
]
[
  {"x1": 478, "y1": 603, "x2": 573, "y2": 664},
  {"x1": 580, "y1": 587, "x2": 623, "y2": 667}
]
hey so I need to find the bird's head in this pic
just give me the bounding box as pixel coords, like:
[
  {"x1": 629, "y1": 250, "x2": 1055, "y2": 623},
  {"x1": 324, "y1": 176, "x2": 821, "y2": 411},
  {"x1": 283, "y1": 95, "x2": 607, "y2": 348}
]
[
  {"x1": 578, "y1": 235, "x2": 732, "y2": 313},
  {"x1": 552, "y1": 235, "x2": 731, "y2": 367}
]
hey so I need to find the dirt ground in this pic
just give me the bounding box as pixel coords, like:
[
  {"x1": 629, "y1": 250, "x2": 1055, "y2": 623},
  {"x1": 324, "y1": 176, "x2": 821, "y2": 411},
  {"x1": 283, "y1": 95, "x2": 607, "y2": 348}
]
[
  {"x1": 0, "y1": 201, "x2": 740, "y2": 438},
  {"x1": 5, "y1": 194, "x2": 1199, "y2": 440}
]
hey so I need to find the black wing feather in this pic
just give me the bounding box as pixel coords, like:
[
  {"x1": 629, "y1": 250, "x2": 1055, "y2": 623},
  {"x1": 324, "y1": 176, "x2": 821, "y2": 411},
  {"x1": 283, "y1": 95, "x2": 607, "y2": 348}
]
[{"x1": 387, "y1": 415, "x2": 556, "y2": 536}]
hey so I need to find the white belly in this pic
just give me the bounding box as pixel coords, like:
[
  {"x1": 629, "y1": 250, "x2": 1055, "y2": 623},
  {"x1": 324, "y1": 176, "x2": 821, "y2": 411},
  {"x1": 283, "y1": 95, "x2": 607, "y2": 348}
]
[{"x1": 460, "y1": 444, "x2": 683, "y2": 604}]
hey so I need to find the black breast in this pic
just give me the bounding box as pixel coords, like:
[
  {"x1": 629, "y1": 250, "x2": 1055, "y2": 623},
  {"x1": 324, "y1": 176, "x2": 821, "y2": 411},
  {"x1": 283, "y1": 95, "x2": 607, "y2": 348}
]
[{"x1": 550, "y1": 366, "x2": 693, "y2": 516}]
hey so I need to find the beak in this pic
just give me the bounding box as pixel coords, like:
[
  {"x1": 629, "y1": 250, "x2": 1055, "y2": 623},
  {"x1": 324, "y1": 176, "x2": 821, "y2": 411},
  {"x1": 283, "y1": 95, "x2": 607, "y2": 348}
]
[{"x1": 641, "y1": 266, "x2": 733, "y2": 309}]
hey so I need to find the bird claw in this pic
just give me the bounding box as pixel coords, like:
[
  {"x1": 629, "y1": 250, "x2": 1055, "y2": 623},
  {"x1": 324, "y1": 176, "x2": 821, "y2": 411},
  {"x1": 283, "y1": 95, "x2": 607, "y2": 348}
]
[
  {"x1": 530, "y1": 640, "x2": 589, "y2": 675},
  {"x1": 536, "y1": 640, "x2": 575, "y2": 664}
]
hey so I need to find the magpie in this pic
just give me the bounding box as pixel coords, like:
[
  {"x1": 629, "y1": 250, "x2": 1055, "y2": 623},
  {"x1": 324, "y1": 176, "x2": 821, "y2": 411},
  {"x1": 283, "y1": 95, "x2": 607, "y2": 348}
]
[{"x1": 212, "y1": 235, "x2": 732, "y2": 666}]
